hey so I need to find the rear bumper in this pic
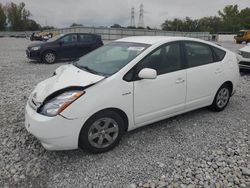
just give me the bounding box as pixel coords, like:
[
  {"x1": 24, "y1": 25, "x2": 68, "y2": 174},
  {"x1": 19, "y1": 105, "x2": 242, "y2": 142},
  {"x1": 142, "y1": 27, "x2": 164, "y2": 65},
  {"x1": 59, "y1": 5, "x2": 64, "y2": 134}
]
[{"x1": 25, "y1": 103, "x2": 86, "y2": 150}]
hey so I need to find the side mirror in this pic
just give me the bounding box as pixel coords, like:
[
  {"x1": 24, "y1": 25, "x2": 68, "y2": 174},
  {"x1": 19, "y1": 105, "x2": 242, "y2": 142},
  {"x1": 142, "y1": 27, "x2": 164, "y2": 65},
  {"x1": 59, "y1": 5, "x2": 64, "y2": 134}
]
[{"x1": 138, "y1": 68, "x2": 157, "y2": 79}]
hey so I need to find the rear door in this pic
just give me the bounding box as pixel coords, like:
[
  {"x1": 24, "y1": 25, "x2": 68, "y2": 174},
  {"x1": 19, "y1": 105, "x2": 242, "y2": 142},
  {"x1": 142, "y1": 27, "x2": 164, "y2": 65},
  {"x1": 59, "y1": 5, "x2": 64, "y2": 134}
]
[
  {"x1": 78, "y1": 34, "x2": 95, "y2": 57},
  {"x1": 183, "y1": 41, "x2": 225, "y2": 110}
]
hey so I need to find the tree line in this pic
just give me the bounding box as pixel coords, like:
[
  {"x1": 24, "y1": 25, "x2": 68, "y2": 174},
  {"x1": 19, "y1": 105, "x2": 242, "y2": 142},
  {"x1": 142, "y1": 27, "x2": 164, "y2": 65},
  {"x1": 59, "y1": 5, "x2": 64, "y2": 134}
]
[
  {"x1": 0, "y1": 2, "x2": 53, "y2": 31},
  {"x1": 161, "y1": 5, "x2": 250, "y2": 33},
  {"x1": 1, "y1": 2, "x2": 250, "y2": 33}
]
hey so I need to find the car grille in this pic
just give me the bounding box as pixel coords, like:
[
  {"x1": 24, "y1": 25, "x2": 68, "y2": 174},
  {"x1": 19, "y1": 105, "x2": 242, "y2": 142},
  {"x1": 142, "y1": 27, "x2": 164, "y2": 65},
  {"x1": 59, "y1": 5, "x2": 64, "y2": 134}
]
[
  {"x1": 240, "y1": 51, "x2": 250, "y2": 58},
  {"x1": 29, "y1": 97, "x2": 42, "y2": 111},
  {"x1": 239, "y1": 61, "x2": 250, "y2": 66},
  {"x1": 26, "y1": 49, "x2": 30, "y2": 57}
]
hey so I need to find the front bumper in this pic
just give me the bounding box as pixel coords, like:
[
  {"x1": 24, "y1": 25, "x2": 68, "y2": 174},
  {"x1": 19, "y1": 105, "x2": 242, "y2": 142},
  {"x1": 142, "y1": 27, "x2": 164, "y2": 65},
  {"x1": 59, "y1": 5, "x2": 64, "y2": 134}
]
[
  {"x1": 25, "y1": 103, "x2": 86, "y2": 150},
  {"x1": 239, "y1": 62, "x2": 250, "y2": 70},
  {"x1": 238, "y1": 54, "x2": 250, "y2": 70},
  {"x1": 26, "y1": 49, "x2": 41, "y2": 60}
]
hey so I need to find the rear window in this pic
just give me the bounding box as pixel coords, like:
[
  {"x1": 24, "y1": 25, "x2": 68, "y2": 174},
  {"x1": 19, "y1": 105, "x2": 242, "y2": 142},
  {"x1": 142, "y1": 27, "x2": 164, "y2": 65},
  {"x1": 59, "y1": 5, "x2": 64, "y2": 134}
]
[
  {"x1": 237, "y1": 32, "x2": 245, "y2": 37},
  {"x1": 184, "y1": 42, "x2": 214, "y2": 68},
  {"x1": 213, "y1": 47, "x2": 226, "y2": 61},
  {"x1": 79, "y1": 34, "x2": 94, "y2": 42}
]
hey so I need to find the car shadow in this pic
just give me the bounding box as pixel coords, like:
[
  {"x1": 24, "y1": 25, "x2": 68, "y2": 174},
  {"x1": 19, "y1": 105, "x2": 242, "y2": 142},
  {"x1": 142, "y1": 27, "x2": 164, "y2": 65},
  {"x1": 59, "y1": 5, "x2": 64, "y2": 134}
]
[
  {"x1": 48, "y1": 107, "x2": 210, "y2": 157},
  {"x1": 26, "y1": 59, "x2": 75, "y2": 65}
]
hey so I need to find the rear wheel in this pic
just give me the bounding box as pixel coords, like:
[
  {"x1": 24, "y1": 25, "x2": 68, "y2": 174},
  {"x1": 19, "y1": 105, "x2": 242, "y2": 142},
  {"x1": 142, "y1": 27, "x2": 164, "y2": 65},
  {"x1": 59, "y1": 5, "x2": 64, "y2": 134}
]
[
  {"x1": 210, "y1": 84, "x2": 231, "y2": 112},
  {"x1": 42, "y1": 51, "x2": 56, "y2": 64},
  {"x1": 79, "y1": 110, "x2": 125, "y2": 153}
]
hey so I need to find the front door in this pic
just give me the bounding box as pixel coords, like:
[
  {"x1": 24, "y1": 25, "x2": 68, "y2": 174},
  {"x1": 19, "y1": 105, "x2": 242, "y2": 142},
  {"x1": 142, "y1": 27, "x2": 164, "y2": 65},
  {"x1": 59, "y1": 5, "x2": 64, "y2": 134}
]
[
  {"x1": 133, "y1": 42, "x2": 187, "y2": 126},
  {"x1": 58, "y1": 34, "x2": 79, "y2": 59}
]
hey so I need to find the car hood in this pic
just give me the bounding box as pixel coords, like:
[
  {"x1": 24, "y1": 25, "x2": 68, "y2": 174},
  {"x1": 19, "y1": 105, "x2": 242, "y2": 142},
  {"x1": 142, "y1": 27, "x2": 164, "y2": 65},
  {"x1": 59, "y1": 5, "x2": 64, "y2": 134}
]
[
  {"x1": 28, "y1": 41, "x2": 45, "y2": 48},
  {"x1": 31, "y1": 64, "x2": 105, "y2": 103},
  {"x1": 239, "y1": 45, "x2": 250, "y2": 53}
]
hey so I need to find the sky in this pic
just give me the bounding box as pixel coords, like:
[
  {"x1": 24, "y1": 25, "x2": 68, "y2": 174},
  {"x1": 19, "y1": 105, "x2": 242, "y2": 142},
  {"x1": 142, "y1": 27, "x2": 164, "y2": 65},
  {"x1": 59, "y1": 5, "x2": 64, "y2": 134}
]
[{"x1": 1, "y1": 0, "x2": 249, "y2": 28}]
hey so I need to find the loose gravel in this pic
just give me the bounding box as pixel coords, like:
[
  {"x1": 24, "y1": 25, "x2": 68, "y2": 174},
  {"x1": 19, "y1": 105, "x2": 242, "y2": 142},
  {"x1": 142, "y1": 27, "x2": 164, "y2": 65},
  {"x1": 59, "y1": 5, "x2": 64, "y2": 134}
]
[{"x1": 0, "y1": 38, "x2": 249, "y2": 188}]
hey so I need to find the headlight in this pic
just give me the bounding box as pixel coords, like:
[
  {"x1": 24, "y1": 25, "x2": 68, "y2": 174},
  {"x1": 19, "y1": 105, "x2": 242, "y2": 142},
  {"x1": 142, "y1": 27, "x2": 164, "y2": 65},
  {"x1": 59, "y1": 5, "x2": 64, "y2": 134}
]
[
  {"x1": 39, "y1": 90, "x2": 85, "y2": 116},
  {"x1": 31, "y1": 46, "x2": 41, "y2": 51}
]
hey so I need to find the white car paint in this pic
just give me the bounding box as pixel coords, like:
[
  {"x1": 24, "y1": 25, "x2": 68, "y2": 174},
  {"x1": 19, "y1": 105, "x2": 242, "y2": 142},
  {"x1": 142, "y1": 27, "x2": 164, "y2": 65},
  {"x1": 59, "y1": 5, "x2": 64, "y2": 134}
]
[
  {"x1": 25, "y1": 36, "x2": 240, "y2": 151},
  {"x1": 134, "y1": 69, "x2": 186, "y2": 126},
  {"x1": 30, "y1": 64, "x2": 105, "y2": 104}
]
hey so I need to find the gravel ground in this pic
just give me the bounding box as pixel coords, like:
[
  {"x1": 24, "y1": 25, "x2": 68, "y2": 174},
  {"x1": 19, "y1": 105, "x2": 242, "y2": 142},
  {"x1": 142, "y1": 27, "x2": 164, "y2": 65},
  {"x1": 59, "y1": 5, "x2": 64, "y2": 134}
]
[{"x1": 0, "y1": 38, "x2": 249, "y2": 188}]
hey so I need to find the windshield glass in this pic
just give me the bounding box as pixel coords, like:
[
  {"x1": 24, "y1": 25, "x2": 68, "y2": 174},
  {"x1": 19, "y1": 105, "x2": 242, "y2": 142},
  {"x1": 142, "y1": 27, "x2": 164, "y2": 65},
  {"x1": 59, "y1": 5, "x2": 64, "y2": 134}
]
[
  {"x1": 47, "y1": 34, "x2": 65, "y2": 42},
  {"x1": 74, "y1": 42, "x2": 150, "y2": 76},
  {"x1": 237, "y1": 32, "x2": 245, "y2": 37}
]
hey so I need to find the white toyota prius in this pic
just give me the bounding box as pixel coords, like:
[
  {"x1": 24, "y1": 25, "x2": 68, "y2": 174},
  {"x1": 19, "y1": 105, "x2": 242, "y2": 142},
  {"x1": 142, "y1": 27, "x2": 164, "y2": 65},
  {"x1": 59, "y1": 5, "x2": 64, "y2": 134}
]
[{"x1": 25, "y1": 36, "x2": 239, "y2": 153}]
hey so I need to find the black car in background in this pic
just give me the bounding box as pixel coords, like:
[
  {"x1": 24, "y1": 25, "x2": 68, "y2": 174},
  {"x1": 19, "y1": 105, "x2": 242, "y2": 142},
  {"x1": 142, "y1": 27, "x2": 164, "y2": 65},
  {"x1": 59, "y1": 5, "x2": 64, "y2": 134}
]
[{"x1": 26, "y1": 33, "x2": 103, "y2": 64}]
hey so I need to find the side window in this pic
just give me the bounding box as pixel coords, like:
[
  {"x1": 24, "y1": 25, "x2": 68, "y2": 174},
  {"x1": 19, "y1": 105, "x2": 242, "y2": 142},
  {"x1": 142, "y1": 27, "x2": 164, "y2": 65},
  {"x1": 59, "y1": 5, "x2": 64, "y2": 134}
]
[
  {"x1": 184, "y1": 42, "x2": 213, "y2": 68},
  {"x1": 138, "y1": 42, "x2": 182, "y2": 75},
  {"x1": 60, "y1": 34, "x2": 77, "y2": 43},
  {"x1": 79, "y1": 34, "x2": 94, "y2": 43},
  {"x1": 213, "y1": 47, "x2": 226, "y2": 61}
]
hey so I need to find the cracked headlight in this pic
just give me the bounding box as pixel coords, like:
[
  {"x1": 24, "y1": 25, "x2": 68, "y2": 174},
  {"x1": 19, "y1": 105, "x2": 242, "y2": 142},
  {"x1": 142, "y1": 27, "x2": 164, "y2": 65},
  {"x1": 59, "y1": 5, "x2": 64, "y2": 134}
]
[{"x1": 39, "y1": 90, "x2": 85, "y2": 117}]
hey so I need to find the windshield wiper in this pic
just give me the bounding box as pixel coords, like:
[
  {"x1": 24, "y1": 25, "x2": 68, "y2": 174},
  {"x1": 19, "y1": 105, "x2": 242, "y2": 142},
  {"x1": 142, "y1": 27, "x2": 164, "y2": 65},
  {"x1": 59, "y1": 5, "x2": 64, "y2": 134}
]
[{"x1": 73, "y1": 63, "x2": 108, "y2": 77}]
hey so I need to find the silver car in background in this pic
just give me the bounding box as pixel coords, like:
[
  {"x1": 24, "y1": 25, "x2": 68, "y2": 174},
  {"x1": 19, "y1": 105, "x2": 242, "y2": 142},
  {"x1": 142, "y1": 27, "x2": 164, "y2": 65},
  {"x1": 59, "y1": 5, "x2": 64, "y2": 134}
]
[{"x1": 238, "y1": 43, "x2": 250, "y2": 70}]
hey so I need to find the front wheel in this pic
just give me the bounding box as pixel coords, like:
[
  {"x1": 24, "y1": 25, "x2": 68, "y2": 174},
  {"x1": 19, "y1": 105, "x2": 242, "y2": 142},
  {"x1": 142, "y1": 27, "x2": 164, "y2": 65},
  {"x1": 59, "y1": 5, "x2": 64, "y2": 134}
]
[
  {"x1": 210, "y1": 85, "x2": 231, "y2": 112},
  {"x1": 79, "y1": 110, "x2": 125, "y2": 153},
  {"x1": 42, "y1": 51, "x2": 56, "y2": 64}
]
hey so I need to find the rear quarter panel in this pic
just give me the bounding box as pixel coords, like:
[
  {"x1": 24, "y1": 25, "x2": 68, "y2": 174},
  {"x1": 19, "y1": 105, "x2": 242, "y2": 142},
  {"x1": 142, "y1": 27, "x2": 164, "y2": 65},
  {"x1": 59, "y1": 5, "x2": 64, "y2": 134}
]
[{"x1": 222, "y1": 51, "x2": 240, "y2": 92}]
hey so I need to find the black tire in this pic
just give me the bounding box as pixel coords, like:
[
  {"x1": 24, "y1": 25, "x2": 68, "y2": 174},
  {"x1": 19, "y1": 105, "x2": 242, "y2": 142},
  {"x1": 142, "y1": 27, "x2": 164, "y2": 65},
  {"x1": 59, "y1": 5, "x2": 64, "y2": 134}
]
[
  {"x1": 79, "y1": 110, "x2": 125, "y2": 153},
  {"x1": 42, "y1": 51, "x2": 56, "y2": 64},
  {"x1": 210, "y1": 84, "x2": 231, "y2": 112},
  {"x1": 236, "y1": 41, "x2": 242, "y2": 44}
]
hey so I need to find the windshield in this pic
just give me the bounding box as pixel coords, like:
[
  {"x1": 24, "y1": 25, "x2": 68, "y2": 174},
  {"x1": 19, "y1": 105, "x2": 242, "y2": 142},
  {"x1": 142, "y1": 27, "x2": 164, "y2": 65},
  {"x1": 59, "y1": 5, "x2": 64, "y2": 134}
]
[
  {"x1": 74, "y1": 42, "x2": 150, "y2": 76},
  {"x1": 47, "y1": 34, "x2": 65, "y2": 42},
  {"x1": 237, "y1": 32, "x2": 245, "y2": 37}
]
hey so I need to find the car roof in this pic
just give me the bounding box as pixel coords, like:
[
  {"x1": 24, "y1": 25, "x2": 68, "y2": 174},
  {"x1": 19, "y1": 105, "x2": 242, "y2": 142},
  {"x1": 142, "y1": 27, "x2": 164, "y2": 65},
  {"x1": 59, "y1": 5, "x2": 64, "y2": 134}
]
[
  {"x1": 116, "y1": 36, "x2": 208, "y2": 45},
  {"x1": 63, "y1": 32, "x2": 99, "y2": 36}
]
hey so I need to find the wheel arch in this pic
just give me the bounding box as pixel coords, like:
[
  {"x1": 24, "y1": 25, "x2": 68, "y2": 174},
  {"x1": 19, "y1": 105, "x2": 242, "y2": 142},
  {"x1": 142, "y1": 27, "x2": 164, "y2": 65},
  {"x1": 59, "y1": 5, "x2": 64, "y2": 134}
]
[
  {"x1": 77, "y1": 107, "x2": 129, "y2": 150},
  {"x1": 221, "y1": 81, "x2": 233, "y2": 95},
  {"x1": 41, "y1": 49, "x2": 57, "y2": 59},
  {"x1": 86, "y1": 108, "x2": 129, "y2": 131}
]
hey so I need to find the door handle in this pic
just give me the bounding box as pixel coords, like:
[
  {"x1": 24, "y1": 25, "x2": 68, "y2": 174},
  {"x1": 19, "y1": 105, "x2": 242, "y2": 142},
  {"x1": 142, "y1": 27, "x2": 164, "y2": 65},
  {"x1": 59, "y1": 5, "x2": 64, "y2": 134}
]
[
  {"x1": 175, "y1": 78, "x2": 185, "y2": 84},
  {"x1": 215, "y1": 68, "x2": 222, "y2": 74}
]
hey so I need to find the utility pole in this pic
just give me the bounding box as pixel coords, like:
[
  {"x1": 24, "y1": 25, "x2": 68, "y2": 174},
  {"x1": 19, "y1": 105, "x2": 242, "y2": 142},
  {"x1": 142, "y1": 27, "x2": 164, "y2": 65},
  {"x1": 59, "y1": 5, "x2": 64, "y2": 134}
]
[
  {"x1": 130, "y1": 6, "x2": 135, "y2": 27},
  {"x1": 138, "y1": 4, "x2": 144, "y2": 28}
]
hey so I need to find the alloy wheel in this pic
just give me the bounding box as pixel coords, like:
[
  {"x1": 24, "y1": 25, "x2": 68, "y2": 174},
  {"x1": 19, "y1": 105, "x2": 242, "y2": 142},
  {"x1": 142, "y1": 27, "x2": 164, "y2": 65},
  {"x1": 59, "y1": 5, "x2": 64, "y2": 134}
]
[
  {"x1": 216, "y1": 87, "x2": 230, "y2": 109},
  {"x1": 88, "y1": 117, "x2": 119, "y2": 149},
  {"x1": 45, "y1": 52, "x2": 55, "y2": 63}
]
